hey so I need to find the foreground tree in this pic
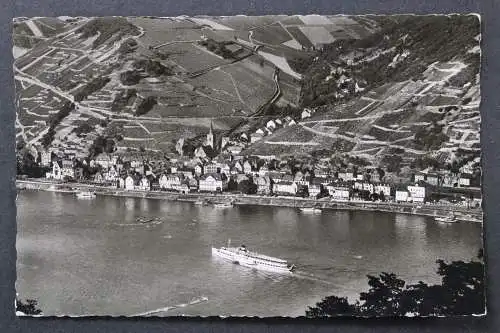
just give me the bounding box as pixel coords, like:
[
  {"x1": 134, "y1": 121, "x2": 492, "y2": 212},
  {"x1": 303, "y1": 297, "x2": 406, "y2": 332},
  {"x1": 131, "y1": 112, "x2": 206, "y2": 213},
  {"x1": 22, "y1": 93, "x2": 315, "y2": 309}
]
[
  {"x1": 306, "y1": 251, "x2": 485, "y2": 317},
  {"x1": 305, "y1": 296, "x2": 359, "y2": 317},
  {"x1": 16, "y1": 298, "x2": 42, "y2": 315}
]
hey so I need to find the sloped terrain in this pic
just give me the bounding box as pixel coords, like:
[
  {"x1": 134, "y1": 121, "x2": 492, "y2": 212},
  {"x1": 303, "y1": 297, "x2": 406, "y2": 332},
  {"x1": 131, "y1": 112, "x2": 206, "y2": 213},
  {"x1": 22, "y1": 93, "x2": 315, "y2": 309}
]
[
  {"x1": 14, "y1": 15, "x2": 480, "y2": 173},
  {"x1": 13, "y1": 17, "x2": 75, "y2": 56},
  {"x1": 14, "y1": 15, "x2": 375, "y2": 158},
  {"x1": 243, "y1": 15, "x2": 480, "y2": 173}
]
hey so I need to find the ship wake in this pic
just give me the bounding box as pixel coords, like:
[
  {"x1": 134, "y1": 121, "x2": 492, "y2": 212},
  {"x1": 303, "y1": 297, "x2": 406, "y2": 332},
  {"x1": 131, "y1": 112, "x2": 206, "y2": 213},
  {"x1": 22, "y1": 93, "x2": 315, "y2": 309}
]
[
  {"x1": 131, "y1": 296, "x2": 209, "y2": 316},
  {"x1": 292, "y1": 270, "x2": 342, "y2": 287},
  {"x1": 112, "y1": 221, "x2": 163, "y2": 227}
]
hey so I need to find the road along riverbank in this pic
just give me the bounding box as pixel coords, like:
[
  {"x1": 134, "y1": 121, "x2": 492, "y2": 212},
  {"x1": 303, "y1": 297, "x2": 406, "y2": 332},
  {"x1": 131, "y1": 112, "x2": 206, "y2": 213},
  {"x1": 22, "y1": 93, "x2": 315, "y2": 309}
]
[{"x1": 16, "y1": 179, "x2": 483, "y2": 223}]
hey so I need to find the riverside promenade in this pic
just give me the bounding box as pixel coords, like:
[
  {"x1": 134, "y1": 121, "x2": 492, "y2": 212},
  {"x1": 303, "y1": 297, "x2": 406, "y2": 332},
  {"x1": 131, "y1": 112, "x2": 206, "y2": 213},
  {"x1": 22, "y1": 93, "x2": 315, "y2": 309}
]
[{"x1": 16, "y1": 179, "x2": 483, "y2": 223}]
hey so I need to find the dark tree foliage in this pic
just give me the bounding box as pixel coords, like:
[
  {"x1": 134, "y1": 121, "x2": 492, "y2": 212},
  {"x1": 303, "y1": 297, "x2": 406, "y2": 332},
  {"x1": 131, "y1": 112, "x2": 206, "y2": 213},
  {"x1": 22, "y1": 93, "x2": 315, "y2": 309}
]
[
  {"x1": 296, "y1": 185, "x2": 309, "y2": 198},
  {"x1": 227, "y1": 178, "x2": 238, "y2": 192},
  {"x1": 355, "y1": 189, "x2": 371, "y2": 201},
  {"x1": 111, "y1": 89, "x2": 137, "y2": 112},
  {"x1": 381, "y1": 155, "x2": 402, "y2": 173},
  {"x1": 120, "y1": 71, "x2": 144, "y2": 85},
  {"x1": 411, "y1": 155, "x2": 444, "y2": 171},
  {"x1": 376, "y1": 168, "x2": 385, "y2": 180},
  {"x1": 133, "y1": 59, "x2": 173, "y2": 76},
  {"x1": 262, "y1": 104, "x2": 302, "y2": 119},
  {"x1": 306, "y1": 253, "x2": 485, "y2": 317},
  {"x1": 118, "y1": 38, "x2": 138, "y2": 55},
  {"x1": 198, "y1": 39, "x2": 235, "y2": 59},
  {"x1": 305, "y1": 296, "x2": 358, "y2": 317},
  {"x1": 152, "y1": 49, "x2": 171, "y2": 60},
  {"x1": 310, "y1": 149, "x2": 332, "y2": 159},
  {"x1": 317, "y1": 185, "x2": 330, "y2": 199},
  {"x1": 41, "y1": 102, "x2": 76, "y2": 147},
  {"x1": 88, "y1": 135, "x2": 116, "y2": 159},
  {"x1": 369, "y1": 192, "x2": 380, "y2": 201},
  {"x1": 358, "y1": 273, "x2": 407, "y2": 316},
  {"x1": 448, "y1": 54, "x2": 480, "y2": 87},
  {"x1": 414, "y1": 122, "x2": 449, "y2": 151},
  {"x1": 104, "y1": 122, "x2": 125, "y2": 141},
  {"x1": 177, "y1": 134, "x2": 208, "y2": 157},
  {"x1": 16, "y1": 137, "x2": 26, "y2": 151},
  {"x1": 13, "y1": 34, "x2": 37, "y2": 49},
  {"x1": 348, "y1": 156, "x2": 371, "y2": 167},
  {"x1": 238, "y1": 179, "x2": 257, "y2": 195},
  {"x1": 73, "y1": 77, "x2": 110, "y2": 102},
  {"x1": 75, "y1": 17, "x2": 141, "y2": 49},
  {"x1": 298, "y1": 15, "x2": 479, "y2": 108},
  {"x1": 443, "y1": 149, "x2": 480, "y2": 174},
  {"x1": 16, "y1": 298, "x2": 42, "y2": 315},
  {"x1": 462, "y1": 97, "x2": 473, "y2": 105},
  {"x1": 48, "y1": 102, "x2": 74, "y2": 128},
  {"x1": 41, "y1": 128, "x2": 56, "y2": 148},
  {"x1": 73, "y1": 121, "x2": 93, "y2": 135},
  {"x1": 17, "y1": 150, "x2": 49, "y2": 178},
  {"x1": 135, "y1": 96, "x2": 157, "y2": 116},
  {"x1": 288, "y1": 54, "x2": 316, "y2": 74}
]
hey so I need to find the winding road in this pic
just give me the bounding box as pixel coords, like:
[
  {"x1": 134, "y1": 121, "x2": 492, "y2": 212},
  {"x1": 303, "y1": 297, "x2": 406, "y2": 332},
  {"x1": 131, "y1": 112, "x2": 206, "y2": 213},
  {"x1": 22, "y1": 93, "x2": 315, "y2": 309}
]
[{"x1": 252, "y1": 67, "x2": 281, "y2": 117}]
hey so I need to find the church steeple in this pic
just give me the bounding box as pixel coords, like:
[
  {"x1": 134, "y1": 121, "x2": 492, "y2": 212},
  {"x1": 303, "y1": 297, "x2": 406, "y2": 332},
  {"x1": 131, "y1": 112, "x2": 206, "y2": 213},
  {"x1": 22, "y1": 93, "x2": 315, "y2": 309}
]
[{"x1": 206, "y1": 119, "x2": 215, "y2": 149}]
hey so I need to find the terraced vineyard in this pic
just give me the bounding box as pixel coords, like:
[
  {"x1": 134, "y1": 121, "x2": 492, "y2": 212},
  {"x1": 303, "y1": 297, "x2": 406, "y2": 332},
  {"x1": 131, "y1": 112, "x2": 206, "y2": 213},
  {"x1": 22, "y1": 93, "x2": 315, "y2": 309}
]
[
  {"x1": 245, "y1": 15, "x2": 481, "y2": 172},
  {"x1": 14, "y1": 14, "x2": 480, "y2": 172}
]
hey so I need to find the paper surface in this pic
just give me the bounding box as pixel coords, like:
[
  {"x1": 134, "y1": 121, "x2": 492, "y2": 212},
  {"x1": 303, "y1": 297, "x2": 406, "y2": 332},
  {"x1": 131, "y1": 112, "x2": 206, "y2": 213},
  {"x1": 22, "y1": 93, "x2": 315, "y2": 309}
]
[{"x1": 13, "y1": 14, "x2": 484, "y2": 317}]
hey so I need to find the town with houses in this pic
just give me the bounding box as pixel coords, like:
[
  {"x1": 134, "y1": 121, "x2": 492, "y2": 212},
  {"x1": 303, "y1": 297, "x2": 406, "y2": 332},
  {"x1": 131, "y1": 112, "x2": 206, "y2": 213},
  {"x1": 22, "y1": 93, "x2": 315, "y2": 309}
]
[
  {"x1": 21, "y1": 115, "x2": 481, "y2": 208},
  {"x1": 13, "y1": 15, "x2": 482, "y2": 210}
]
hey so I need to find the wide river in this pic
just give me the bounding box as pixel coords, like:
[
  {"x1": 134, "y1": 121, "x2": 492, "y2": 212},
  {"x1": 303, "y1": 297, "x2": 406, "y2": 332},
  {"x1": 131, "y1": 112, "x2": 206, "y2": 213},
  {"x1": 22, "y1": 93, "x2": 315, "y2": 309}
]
[{"x1": 16, "y1": 190, "x2": 483, "y2": 317}]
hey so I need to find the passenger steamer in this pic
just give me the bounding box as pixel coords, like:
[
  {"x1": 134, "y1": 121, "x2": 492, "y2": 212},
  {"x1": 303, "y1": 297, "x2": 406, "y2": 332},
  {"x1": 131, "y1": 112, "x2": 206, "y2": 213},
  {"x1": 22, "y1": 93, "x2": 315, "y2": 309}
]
[{"x1": 212, "y1": 241, "x2": 295, "y2": 274}]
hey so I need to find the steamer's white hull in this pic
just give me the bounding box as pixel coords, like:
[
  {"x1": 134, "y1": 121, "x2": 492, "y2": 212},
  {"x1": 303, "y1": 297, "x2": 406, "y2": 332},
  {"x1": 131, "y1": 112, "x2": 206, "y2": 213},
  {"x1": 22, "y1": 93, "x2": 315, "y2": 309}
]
[{"x1": 212, "y1": 247, "x2": 294, "y2": 274}]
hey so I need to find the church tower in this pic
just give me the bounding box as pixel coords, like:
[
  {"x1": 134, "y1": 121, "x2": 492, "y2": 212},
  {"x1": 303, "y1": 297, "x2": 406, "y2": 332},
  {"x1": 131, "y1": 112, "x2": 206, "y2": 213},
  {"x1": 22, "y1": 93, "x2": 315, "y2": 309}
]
[{"x1": 206, "y1": 120, "x2": 215, "y2": 149}]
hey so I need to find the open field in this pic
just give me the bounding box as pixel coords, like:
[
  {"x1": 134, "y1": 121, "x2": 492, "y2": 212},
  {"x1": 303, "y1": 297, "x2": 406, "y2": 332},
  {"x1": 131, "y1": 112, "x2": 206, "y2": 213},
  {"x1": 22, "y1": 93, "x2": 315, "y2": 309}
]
[
  {"x1": 213, "y1": 16, "x2": 283, "y2": 31},
  {"x1": 252, "y1": 24, "x2": 292, "y2": 45},
  {"x1": 159, "y1": 43, "x2": 229, "y2": 73},
  {"x1": 278, "y1": 75, "x2": 301, "y2": 105},
  {"x1": 222, "y1": 57, "x2": 276, "y2": 111}
]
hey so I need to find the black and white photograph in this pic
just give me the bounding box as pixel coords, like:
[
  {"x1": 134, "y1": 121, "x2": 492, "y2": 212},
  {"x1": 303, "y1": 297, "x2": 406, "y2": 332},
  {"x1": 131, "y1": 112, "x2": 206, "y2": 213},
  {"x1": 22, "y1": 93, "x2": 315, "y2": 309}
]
[{"x1": 13, "y1": 14, "x2": 484, "y2": 317}]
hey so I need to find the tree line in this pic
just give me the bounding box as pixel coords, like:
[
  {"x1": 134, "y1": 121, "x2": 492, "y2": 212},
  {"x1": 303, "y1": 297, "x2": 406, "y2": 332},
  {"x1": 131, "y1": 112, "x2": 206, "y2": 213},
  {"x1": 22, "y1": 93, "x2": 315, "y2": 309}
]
[{"x1": 306, "y1": 250, "x2": 485, "y2": 317}]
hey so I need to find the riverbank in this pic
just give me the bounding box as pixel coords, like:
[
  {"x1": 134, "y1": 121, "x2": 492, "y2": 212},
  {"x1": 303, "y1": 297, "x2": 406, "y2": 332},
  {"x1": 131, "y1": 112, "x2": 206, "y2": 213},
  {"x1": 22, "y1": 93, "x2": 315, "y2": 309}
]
[{"x1": 16, "y1": 179, "x2": 483, "y2": 223}]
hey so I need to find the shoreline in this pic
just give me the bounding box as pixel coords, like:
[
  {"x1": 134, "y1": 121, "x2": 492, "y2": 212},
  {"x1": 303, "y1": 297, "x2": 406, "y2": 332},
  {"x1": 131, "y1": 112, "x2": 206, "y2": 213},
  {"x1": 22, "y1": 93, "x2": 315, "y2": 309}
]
[{"x1": 16, "y1": 179, "x2": 483, "y2": 223}]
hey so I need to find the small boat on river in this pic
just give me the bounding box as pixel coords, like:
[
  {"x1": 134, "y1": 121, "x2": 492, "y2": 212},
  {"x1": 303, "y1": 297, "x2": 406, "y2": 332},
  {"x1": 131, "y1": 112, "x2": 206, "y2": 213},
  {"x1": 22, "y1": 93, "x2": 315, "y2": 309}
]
[
  {"x1": 136, "y1": 216, "x2": 162, "y2": 224},
  {"x1": 213, "y1": 202, "x2": 233, "y2": 208},
  {"x1": 76, "y1": 191, "x2": 96, "y2": 199},
  {"x1": 300, "y1": 207, "x2": 322, "y2": 213},
  {"x1": 194, "y1": 199, "x2": 208, "y2": 206},
  {"x1": 212, "y1": 241, "x2": 295, "y2": 274},
  {"x1": 435, "y1": 215, "x2": 458, "y2": 224}
]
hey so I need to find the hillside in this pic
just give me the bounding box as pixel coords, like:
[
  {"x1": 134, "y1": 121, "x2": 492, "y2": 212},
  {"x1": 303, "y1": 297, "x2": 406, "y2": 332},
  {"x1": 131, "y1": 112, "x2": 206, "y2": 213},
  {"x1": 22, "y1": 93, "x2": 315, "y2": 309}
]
[
  {"x1": 243, "y1": 15, "x2": 481, "y2": 176},
  {"x1": 14, "y1": 15, "x2": 376, "y2": 158},
  {"x1": 14, "y1": 14, "x2": 480, "y2": 175}
]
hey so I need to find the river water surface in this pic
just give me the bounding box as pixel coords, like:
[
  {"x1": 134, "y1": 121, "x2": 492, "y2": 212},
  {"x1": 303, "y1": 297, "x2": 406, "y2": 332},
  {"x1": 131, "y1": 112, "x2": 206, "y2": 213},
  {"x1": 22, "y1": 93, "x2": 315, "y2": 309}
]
[{"x1": 16, "y1": 191, "x2": 482, "y2": 317}]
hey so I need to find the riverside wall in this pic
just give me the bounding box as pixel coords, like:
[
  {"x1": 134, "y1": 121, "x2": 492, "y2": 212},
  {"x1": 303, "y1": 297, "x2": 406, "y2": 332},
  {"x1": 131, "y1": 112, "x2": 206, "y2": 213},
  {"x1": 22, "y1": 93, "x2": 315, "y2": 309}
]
[{"x1": 16, "y1": 179, "x2": 483, "y2": 223}]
